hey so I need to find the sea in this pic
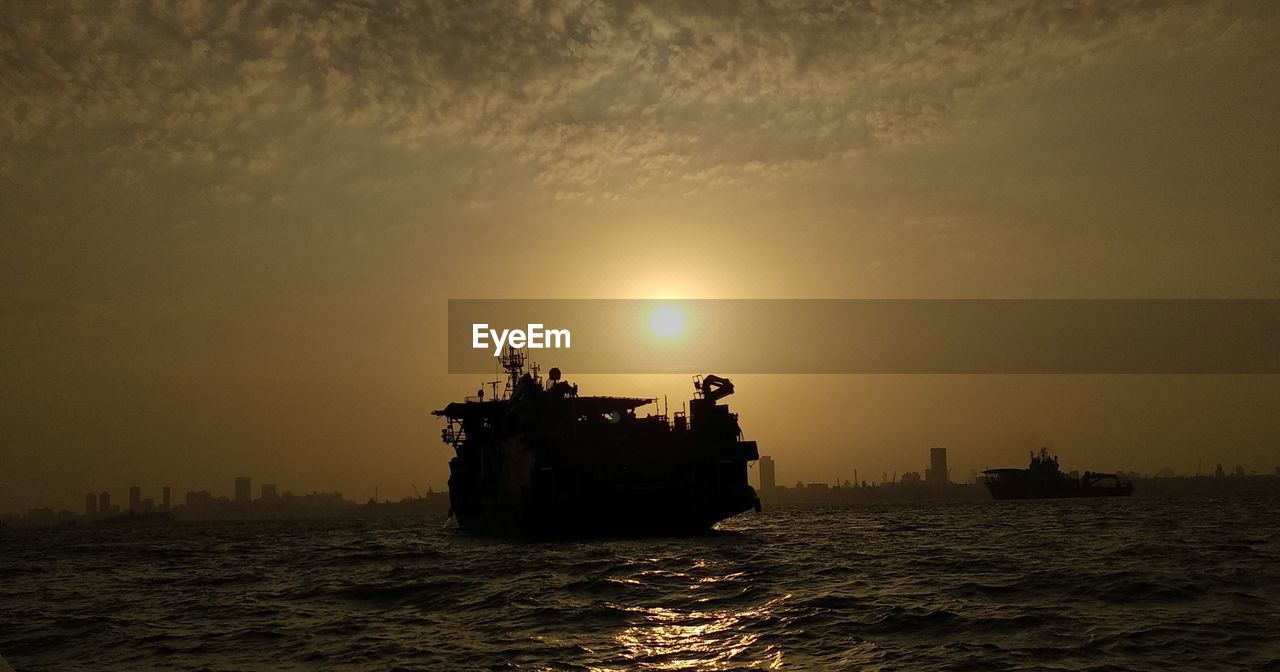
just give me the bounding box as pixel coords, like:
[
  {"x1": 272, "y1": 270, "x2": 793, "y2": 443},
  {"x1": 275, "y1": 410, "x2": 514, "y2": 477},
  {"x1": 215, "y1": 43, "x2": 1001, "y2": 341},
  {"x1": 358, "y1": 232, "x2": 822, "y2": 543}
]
[{"x1": 3, "y1": 497, "x2": 1279, "y2": 671}]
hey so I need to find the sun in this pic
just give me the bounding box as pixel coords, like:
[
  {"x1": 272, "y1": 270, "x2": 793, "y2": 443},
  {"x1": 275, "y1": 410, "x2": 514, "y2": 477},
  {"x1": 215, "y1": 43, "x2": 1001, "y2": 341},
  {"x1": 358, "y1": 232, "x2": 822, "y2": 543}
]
[{"x1": 648, "y1": 304, "x2": 686, "y2": 340}]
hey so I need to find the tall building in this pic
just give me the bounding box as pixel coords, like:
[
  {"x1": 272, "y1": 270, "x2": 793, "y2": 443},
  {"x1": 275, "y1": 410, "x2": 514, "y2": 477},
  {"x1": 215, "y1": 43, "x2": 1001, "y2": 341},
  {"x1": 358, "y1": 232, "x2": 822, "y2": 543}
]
[
  {"x1": 98, "y1": 491, "x2": 110, "y2": 513},
  {"x1": 926, "y1": 447, "x2": 949, "y2": 486},
  {"x1": 84, "y1": 492, "x2": 97, "y2": 517},
  {"x1": 235, "y1": 476, "x2": 251, "y2": 504},
  {"x1": 759, "y1": 455, "x2": 776, "y2": 492},
  {"x1": 162, "y1": 486, "x2": 171, "y2": 510},
  {"x1": 128, "y1": 485, "x2": 141, "y2": 513},
  {"x1": 260, "y1": 483, "x2": 278, "y2": 500}
]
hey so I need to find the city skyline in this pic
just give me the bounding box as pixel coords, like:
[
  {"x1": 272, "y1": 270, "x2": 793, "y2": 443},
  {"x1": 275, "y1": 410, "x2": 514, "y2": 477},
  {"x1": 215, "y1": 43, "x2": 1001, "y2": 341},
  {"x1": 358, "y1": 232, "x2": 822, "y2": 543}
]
[
  {"x1": 15, "y1": 475, "x2": 351, "y2": 519},
  {"x1": 10, "y1": 448, "x2": 1280, "y2": 518}
]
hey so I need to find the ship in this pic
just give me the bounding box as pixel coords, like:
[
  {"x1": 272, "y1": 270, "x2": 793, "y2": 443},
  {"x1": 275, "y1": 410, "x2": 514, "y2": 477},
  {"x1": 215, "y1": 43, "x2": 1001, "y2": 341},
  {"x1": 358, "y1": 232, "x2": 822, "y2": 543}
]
[
  {"x1": 433, "y1": 349, "x2": 761, "y2": 535},
  {"x1": 983, "y1": 448, "x2": 1133, "y2": 499}
]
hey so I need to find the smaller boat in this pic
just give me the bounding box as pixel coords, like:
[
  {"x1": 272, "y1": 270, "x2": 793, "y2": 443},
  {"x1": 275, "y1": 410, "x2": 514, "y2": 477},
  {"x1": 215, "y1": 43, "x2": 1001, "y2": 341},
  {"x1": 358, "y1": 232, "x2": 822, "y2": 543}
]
[{"x1": 983, "y1": 448, "x2": 1133, "y2": 499}]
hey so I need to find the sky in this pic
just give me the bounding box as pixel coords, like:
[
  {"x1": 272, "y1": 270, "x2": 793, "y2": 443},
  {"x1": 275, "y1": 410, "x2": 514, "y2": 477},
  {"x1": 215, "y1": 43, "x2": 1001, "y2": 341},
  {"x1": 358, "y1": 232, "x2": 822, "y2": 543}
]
[{"x1": 3, "y1": 0, "x2": 1280, "y2": 512}]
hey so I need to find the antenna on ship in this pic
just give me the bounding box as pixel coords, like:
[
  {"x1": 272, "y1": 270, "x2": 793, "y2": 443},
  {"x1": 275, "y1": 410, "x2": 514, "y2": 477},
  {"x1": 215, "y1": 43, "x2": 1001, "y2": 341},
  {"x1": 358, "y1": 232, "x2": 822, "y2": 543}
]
[{"x1": 500, "y1": 346, "x2": 525, "y2": 399}]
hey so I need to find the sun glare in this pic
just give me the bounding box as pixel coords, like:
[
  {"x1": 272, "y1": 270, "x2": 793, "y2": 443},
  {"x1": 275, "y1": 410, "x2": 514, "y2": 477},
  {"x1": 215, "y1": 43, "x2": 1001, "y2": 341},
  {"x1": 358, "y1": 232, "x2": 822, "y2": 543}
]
[{"x1": 648, "y1": 304, "x2": 687, "y2": 340}]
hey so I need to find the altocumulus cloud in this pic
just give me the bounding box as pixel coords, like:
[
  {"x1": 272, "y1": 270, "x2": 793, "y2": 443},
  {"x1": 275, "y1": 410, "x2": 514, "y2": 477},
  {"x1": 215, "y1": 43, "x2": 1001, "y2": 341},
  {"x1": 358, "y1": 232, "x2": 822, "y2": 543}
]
[{"x1": 0, "y1": 0, "x2": 1249, "y2": 201}]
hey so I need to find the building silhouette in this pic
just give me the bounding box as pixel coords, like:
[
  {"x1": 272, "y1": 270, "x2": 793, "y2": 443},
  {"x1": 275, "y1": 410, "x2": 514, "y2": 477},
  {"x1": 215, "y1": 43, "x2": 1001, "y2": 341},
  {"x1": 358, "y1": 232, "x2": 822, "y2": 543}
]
[
  {"x1": 926, "y1": 447, "x2": 949, "y2": 486},
  {"x1": 759, "y1": 455, "x2": 776, "y2": 493},
  {"x1": 128, "y1": 485, "x2": 141, "y2": 513},
  {"x1": 186, "y1": 490, "x2": 215, "y2": 509},
  {"x1": 261, "y1": 483, "x2": 278, "y2": 500},
  {"x1": 98, "y1": 491, "x2": 110, "y2": 513},
  {"x1": 235, "y1": 476, "x2": 251, "y2": 504},
  {"x1": 162, "y1": 486, "x2": 171, "y2": 510},
  {"x1": 84, "y1": 492, "x2": 97, "y2": 517}
]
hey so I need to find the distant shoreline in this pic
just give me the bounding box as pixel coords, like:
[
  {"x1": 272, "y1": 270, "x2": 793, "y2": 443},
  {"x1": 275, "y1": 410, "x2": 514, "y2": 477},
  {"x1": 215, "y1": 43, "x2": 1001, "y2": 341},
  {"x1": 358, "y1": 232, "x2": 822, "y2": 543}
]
[{"x1": 4, "y1": 478, "x2": 1280, "y2": 530}]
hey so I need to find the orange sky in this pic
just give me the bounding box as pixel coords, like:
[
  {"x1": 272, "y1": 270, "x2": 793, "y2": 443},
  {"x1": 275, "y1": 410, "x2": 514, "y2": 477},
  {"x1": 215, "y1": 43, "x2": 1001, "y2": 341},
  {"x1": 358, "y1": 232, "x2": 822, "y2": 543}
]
[{"x1": 2, "y1": 1, "x2": 1279, "y2": 512}]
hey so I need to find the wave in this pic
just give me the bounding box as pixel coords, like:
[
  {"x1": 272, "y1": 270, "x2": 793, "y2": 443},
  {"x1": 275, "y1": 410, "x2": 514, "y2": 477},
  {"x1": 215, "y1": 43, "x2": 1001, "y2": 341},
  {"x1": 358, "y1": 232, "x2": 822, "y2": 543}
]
[{"x1": 4, "y1": 500, "x2": 1279, "y2": 671}]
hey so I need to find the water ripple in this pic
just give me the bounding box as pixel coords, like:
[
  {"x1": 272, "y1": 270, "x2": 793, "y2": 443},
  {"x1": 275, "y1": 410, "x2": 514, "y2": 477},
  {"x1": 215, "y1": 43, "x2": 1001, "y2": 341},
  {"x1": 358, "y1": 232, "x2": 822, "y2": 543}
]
[{"x1": 2, "y1": 499, "x2": 1279, "y2": 670}]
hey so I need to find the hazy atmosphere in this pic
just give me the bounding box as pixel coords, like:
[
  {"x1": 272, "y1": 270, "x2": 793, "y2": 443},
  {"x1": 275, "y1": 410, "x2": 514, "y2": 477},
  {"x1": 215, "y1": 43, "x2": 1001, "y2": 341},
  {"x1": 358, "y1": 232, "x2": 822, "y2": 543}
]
[{"x1": 4, "y1": 0, "x2": 1280, "y2": 513}]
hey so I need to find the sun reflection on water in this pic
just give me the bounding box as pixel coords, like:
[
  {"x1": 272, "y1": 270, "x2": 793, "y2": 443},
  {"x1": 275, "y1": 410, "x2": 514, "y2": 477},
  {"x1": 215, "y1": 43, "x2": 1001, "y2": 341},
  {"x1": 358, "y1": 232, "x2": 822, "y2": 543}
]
[{"x1": 597, "y1": 594, "x2": 790, "y2": 671}]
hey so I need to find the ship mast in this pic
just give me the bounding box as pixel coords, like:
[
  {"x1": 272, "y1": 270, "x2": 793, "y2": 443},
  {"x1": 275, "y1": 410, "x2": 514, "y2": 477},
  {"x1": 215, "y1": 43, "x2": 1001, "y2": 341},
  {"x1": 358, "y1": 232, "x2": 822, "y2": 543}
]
[{"x1": 500, "y1": 346, "x2": 524, "y2": 399}]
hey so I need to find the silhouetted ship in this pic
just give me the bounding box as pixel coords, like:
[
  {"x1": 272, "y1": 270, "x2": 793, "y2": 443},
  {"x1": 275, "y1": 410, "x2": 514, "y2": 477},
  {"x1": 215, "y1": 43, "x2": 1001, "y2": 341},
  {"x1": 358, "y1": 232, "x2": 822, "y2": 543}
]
[
  {"x1": 433, "y1": 349, "x2": 761, "y2": 535},
  {"x1": 983, "y1": 448, "x2": 1133, "y2": 499}
]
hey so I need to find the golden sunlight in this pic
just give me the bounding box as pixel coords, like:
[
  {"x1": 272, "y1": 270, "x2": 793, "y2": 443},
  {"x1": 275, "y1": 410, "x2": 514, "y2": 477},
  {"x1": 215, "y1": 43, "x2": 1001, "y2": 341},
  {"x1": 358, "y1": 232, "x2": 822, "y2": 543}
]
[{"x1": 648, "y1": 304, "x2": 687, "y2": 341}]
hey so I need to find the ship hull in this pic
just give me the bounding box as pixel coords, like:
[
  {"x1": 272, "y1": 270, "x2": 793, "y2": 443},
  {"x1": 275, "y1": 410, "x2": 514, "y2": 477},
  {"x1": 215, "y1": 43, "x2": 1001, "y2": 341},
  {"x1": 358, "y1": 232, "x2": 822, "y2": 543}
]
[
  {"x1": 449, "y1": 438, "x2": 762, "y2": 536},
  {"x1": 985, "y1": 482, "x2": 1133, "y2": 500},
  {"x1": 455, "y1": 485, "x2": 759, "y2": 536}
]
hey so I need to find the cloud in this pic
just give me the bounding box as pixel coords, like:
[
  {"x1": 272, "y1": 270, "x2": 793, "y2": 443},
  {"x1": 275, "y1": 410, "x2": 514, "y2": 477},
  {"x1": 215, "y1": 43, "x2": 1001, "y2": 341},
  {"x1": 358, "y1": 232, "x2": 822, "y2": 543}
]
[{"x1": 0, "y1": 0, "x2": 1255, "y2": 201}]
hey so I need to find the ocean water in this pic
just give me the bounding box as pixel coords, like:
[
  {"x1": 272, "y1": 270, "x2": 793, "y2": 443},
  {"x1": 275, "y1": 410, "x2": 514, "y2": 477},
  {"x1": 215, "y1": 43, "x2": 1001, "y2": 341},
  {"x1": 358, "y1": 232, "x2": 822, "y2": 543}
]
[{"x1": 3, "y1": 498, "x2": 1279, "y2": 671}]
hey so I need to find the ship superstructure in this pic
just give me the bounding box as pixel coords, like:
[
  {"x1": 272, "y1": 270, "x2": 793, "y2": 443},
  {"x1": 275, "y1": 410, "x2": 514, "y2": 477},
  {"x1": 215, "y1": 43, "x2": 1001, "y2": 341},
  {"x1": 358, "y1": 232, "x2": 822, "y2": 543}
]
[{"x1": 433, "y1": 350, "x2": 761, "y2": 534}]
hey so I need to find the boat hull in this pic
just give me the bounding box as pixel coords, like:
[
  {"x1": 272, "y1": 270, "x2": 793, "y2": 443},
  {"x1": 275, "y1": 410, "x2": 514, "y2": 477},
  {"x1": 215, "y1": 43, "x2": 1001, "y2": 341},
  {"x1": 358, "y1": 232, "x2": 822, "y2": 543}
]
[
  {"x1": 455, "y1": 484, "x2": 760, "y2": 536},
  {"x1": 985, "y1": 482, "x2": 1133, "y2": 500}
]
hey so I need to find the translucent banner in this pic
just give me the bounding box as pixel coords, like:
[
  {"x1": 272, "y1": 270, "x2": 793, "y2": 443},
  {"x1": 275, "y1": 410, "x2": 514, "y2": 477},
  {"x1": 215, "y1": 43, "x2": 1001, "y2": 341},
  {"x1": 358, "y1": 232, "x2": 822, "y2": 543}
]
[{"x1": 447, "y1": 299, "x2": 1280, "y2": 374}]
